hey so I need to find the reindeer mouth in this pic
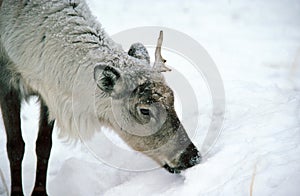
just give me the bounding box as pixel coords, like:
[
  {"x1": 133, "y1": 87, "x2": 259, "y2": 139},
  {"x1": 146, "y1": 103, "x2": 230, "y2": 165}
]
[
  {"x1": 163, "y1": 164, "x2": 185, "y2": 174},
  {"x1": 163, "y1": 157, "x2": 201, "y2": 174}
]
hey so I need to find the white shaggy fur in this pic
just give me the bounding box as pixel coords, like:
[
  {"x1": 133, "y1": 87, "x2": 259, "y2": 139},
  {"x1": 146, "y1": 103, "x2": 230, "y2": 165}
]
[{"x1": 0, "y1": 0, "x2": 158, "y2": 140}]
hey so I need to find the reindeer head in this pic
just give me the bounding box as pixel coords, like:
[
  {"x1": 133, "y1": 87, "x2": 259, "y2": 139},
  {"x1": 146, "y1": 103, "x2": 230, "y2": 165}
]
[{"x1": 94, "y1": 31, "x2": 201, "y2": 173}]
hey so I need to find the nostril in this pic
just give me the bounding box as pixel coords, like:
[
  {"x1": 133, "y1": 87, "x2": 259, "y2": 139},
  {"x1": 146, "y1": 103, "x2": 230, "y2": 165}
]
[{"x1": 189, "y1": 153, "x2": 201, "y2": 166}]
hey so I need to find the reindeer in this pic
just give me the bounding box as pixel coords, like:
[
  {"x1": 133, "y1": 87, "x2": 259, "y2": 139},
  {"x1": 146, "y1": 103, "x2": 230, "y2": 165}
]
[{"x1": 0, "y1": 0, "x2": 201, "y2": 195}]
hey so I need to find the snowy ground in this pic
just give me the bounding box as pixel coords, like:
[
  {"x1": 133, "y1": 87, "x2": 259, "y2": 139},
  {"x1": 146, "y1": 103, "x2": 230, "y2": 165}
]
[{"x1": 1, "y1": 0, "x2": 300, "y2": 195}]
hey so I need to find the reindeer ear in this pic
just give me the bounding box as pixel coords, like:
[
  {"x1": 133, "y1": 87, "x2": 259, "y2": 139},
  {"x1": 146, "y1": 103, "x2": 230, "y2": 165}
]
[
  {"x1": 94, "y1": 63, "x2": 121, "y2": 93},
  {"x1": 128, "y1": 43, "x2": 150, "y2": 64}
]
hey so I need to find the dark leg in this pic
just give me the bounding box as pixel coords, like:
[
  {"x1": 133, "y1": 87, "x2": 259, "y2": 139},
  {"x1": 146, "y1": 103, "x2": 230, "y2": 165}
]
[
  {"x1": 0, "y1": 89, "x2": 24, "y2": 196},
  {"x1": 32, "y1": 100, "x2": 54, "y2": 196}
]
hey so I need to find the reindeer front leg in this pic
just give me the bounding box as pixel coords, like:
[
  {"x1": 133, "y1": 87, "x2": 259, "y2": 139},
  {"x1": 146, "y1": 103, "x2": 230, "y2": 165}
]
[
  {"x1": 32, "y1": 100, "x2": 54, "y2": 196},
  {"x1": 0, "y1": 89, "x2": 24, "y2": 196}
]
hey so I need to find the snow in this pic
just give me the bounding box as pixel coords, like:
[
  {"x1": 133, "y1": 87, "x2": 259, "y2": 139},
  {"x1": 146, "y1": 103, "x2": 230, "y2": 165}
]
[{"x1": 1, "y1": 0, "x2": 300, "y2": 195}]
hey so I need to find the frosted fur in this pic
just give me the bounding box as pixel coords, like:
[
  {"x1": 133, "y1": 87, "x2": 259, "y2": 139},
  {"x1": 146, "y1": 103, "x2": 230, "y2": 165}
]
[{"x1": 0, "y1": 0, "x2": 164, "y2": 140}]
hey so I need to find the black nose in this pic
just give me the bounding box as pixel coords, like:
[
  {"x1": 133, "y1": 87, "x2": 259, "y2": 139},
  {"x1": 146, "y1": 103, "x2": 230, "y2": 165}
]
[
  {"x1": 178, "y1": 143, "x2": 201, "y2": 169},
  {"x1": 163, "y1": 143, "x2": 201, "y2": 174}
]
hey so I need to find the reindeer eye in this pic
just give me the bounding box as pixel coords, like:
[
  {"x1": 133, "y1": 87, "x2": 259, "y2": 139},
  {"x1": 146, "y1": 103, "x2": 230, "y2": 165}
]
[{"x1": 140, "y1": 108, "x2": 150, "y2": 116}]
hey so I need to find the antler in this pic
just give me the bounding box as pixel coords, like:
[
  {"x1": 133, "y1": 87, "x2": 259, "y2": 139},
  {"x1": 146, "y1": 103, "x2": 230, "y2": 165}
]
[{"x1": 153, "y1": 31, "x2": 171, "y2": 72}]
